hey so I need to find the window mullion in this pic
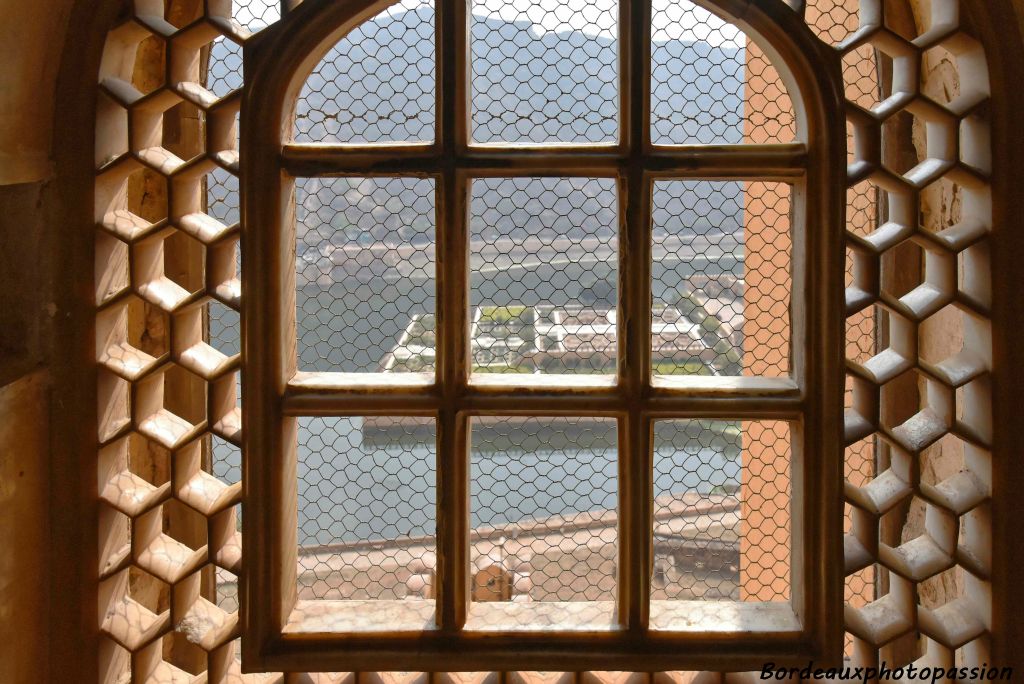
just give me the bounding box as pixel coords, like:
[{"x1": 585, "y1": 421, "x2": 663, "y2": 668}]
[
  {"x1": 617, "y1": 0, "x2": 653, "y2": 633},
  {"x1": 280, "y1": 0, "x2": 300, "y2": 18},
  {"x1": 435, "y1": 0, "x2": 470, "y2": 633}
]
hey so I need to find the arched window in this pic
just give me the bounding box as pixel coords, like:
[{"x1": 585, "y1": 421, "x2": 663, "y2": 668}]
[
  {"x1": 91, "y1": 0, "x2": 995, "y2": 678},
  {"x1": 241, "y1": 0, "x2": 841, "y2": 669}
]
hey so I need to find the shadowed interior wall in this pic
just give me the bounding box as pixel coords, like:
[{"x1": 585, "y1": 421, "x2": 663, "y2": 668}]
[{"x1": 0, "y1": 371, "x2": 49, "y2": 683}]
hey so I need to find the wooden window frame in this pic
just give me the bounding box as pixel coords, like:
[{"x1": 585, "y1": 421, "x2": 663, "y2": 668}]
[{"x1": 241, "y1": 0, "x2": 846, "y2": 672}]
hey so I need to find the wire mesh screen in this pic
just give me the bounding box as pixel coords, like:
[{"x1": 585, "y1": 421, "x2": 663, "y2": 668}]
[
  {"x1": 804, "y1": 0, "x2": 861, "y2": 46},
  {"x1": 209, "y1": 301, "x2": 240, "y2": 358},
  {"x1": 737, "y1": 420, "x2": 791, "y2": 602},
  {"x1": 296, "y1": 416, "x2": 437, "y2": 601},
  {"x1": 651, "y1": 180, "x2": 791, "y2": 378},
  {"x1": 846, "y1": 182, "x2": 879, "y2": 239},
  {"x1": 232, "y1": 0, "x2": 280, "y2": 32},
  {"x1": 295, "y1": 0, "x2": 436, "y2": 143},
  {"x1": 470, "y1": 0, "x2": 618, "y2": 143},
  {"x1": 206, "y1": 29, "x2": 243, "y2": 483},
  {"x1": 843, "y1": 43, "x2": 886, "y2": 110},
  {"x1": 207, "y1": 32, "x2": 243, "y2": 226},
  {"x1": 295, "y1": 177, "x2": 437, "y2": 373},
  {"x1": 651, "y1": 420, "x2": 790, "y2": 609},
  {"x1": 651, "y1": 0, "x2": 795, "y2": 145},
  {"x1": 469, "y1": 417, "x2": 618, "y2": 609},
  {"x1": 470, "y1": 177, "x2": 618, "y2": 375},
  {"x1": 211, "y1": 435, "x2": 241, "y2": 488}
]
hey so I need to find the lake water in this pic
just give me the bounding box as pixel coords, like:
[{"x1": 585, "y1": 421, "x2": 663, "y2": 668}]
[
  {"x1": 292, "y1": 416, "x2": 741, "y2": 547},
  {"x1": 209, "y1": 246, "x2": 745, "y2": 547}
]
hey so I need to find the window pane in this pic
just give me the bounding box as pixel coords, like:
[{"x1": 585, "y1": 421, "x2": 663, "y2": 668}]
[
  {"x1": 651, "y1": 180, "x2": 791, "y2": 378},
  {"x1": 294, "y1": 0, "x2": 435, "y2": 143},
  {"x1": 296, "y1": 177, "x2": 436, "y2": 373},
  {"x1": 650, "y1": 0, "x2": 795, "y2": 144},
  {"x1": 297, "y1": 416, "x2": 437, "y2": 605},
  {"x1": 469, "y1": 417, "x2": 618, "y2": 625},
  {"x1": 651, "y1": 420, "x2": 791, "y2": 622},
  {"x1": 471, "y1": 0, "x2": 618, "y2": 143},
  {"x1": 470, "y1": 177, "x2": 617, "y2": 376}
]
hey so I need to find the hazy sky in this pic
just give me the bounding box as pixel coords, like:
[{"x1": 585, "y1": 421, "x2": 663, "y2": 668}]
[{"x1": 237, "y1": 0, "x2": 744, "y2": 47}]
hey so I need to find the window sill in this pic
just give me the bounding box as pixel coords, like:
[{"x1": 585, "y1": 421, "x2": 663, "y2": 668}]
[{"x1": 284, "y1": 600, "x2": 436, "y2": 635}]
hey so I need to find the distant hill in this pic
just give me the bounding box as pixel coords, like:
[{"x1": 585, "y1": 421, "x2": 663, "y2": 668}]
[
  {"x1": 289, "y1": 5, "x2": 745, "y2": 145},
  {"x1": 209, "y1": 7, "x2": 748, "y2": 248}
]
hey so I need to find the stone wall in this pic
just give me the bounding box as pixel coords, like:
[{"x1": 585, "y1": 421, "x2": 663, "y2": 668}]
[{"x1": 903, "y1": 0, "x2": 968, "y2": 616}]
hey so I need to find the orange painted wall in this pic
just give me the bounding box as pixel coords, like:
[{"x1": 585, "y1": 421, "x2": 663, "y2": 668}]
[{"x1": 739, "y1": 2, "x2": 875, "y2": 610}]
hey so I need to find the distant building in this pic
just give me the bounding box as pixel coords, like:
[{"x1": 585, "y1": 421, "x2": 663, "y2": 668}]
[{"x1": 380, "y1": 301, "x2": 739, "y2": 375}]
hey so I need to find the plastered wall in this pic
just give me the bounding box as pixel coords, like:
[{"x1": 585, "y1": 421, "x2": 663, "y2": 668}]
[
  {"x1": 0, "y1": 0, "x2": 74, "y2": 185},
  {"x1": 0, "y1": 371, "x2": 49, "y2": 682},
  {"x1": 0, "y1": 3, "x2": 75, "y2": 681}
]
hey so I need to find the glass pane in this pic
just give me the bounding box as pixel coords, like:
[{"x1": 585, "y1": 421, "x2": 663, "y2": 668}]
[
  {"x1": 469, "y1": 417, "x2": 618, "y2": 626},
  {"x1": 650, "y1": 0, "x2": 795, "y2": 144},
  {"x1": 296, "y1": 177, "x2": 436, "y2": 373},
  {"x1": 297, "y1": 416, "x2": 437, "y2": 603},
  {"x1": 295, "y1": 0, "x2": 435, "y2": 143},
  {"x1": 470, "y1": 177, "x2": 618, "y2": 376},
  {"x1": 651, "y1": 420, "x2": 791, "y2": 614},
  {"x1": 651, "y1": 180, "x2": 791, "y2": 378},
  {"x1": 471, "y1": 0, "x2": 618, "y2": 143}
]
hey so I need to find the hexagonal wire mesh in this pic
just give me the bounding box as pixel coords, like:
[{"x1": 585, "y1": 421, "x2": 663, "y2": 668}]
[
  {"x1": 470, "y1": 0, "x2": 618, "y2": 143},
  {"x1": 295, "y1": 0, "x2": 436, "y2": 143},
  {"x1": 651, "y1": 420, "x2": 790, "y2": 611},
  {"x1": 651, "y1": 180, "x2": 791, "y2": 378},
  {"x1": 233, "y1": 0, "x2": 281, "y2": 32},
  {"x1": 469, "y1": 417, "x2": 618, "y2": 616},
  {"x1": 470, "y1": 177, "x2": 618, "y2": 375},
  {"x1": 651, "y1": 0, "x2": 795, "y2": 145},
  {"x1": 295, "y1": 177, "x2": 437, "y2": 373},
  {"x1": 206, "y1": 31, "x2": 242, "y2": 232},
  {"x1": 804, "y1": 0, "x2": 861, "y2": 46},
  {"x1": 297, "y1": 417, "x2": 437, "y2": 602}
]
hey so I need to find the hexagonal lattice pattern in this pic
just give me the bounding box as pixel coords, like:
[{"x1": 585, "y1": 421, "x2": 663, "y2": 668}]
[
  {"x1": 652, "y1": 181, "x2": 790, "y2": 377},
  {"x1": 834, "y1": 0, "x2": 994, "y2": 668},
  {"x1": 92, "y1": 0, "x2": 995, "y2": 679},
  {"x1": 296, "y1": 177, "x2": 436, "y2": 373},
  {"x1": 470, "y1": 178, "x2": 618, "y2": 375},
  {"x1": 470, "y1": 417, "x2": 618, "y2": 605},
  {"x1": 93, "y1": 0, "x2": 250, "y2": 678},
  {"x1": 651, "y1": 0, "x2": 795, "y2": 144},
  {"x1": 206, "y1": 34, "x2": 243, "y2": 254},
  {"x1": 471, "y1": 0, "x2": 618, "y2": 143},
  {"x1": 296, "y1": 417, "x2": 437, "y2": 601},
  {"x1": 295, "y1": 0, "x2": 435, "y2": 143}
]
